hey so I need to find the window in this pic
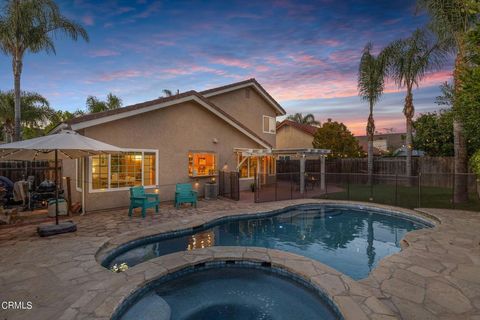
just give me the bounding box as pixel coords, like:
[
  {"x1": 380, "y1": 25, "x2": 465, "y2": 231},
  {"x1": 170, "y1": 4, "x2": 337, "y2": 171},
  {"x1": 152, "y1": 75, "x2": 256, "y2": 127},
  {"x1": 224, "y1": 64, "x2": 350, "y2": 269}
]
[
  {"x1": 188, "y1": 152, "x2": 216, "y2": 177},
  {"x1": 238, "y1": 154, "x2": 257, "y2": 178},
  {"x1": 76, "y1": 158, "x2": 84, "y2": 191},
  {"x1": 263, "y1": 115, "x2": 276, "y2": 134},
  {"x1": 238, "y1": 155, "x2": 276, "y2": 178},
  {"x1": 90, "y1": 150, "x2": 157, "y2": 191}
]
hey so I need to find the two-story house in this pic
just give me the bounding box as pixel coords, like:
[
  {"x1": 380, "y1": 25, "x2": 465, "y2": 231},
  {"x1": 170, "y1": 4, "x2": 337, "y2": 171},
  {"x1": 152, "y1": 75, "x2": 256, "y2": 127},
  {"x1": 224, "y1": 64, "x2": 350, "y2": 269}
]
[{"x1": 56, "y1": 79, "x2": 285, "y2": 211}]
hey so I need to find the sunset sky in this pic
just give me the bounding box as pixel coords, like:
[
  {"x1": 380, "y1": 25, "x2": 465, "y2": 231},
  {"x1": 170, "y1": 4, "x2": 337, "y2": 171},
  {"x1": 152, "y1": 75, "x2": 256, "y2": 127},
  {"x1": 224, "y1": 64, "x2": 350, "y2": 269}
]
[{"x1": 0, "y1": 0, "x2": 454, "y2": 135}]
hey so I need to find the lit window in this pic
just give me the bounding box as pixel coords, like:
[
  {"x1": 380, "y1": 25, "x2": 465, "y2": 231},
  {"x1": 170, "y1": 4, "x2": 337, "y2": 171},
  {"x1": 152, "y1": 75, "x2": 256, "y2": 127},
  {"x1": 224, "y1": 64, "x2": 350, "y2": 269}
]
[
  {"x1": 188, "y1": 152, "x2": 216, "y2": 177},
  {"x1": 238, "y1": 155, "x2": 276, "y2": 178},
  {"x1": 263, "y1": 115, "x2": 276, "y2": 134},
  {"x1": 91, "y1": 151, "x2": 157, "y2": 190}
]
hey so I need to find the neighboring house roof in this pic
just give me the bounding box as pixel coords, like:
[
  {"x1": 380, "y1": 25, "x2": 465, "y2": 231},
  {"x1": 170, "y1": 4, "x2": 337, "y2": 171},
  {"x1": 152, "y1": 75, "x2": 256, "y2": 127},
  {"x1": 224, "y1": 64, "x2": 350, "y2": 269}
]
[
  {"x1": 201, "y1": 78, "x2": 286, "y2": 116},
  {"x1": 393, "y1": 147, "x2": 425, "y2": 157},
  {"x1": 276, "y1": 120, "x2": 318, "y2": 136},
  {"x1": 356, "y1": 133, "x2": 406, "y2": 152},
  {"x1": 53, "y1": 90, "x2": 272, "y2": 148}
]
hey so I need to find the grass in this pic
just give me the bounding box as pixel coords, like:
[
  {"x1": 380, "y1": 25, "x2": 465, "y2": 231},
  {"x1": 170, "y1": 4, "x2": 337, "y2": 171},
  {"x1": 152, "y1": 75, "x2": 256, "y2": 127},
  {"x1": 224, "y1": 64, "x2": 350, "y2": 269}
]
[{"x1": 321, "y1": 184, "x2": 480, "y2": 211}]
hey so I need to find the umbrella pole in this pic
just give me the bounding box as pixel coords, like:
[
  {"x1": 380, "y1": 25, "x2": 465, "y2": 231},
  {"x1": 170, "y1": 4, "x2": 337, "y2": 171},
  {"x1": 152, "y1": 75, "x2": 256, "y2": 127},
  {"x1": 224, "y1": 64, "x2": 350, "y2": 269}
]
[{"x1": 55, "y1": 149, "x2": 59, "y2": 225}]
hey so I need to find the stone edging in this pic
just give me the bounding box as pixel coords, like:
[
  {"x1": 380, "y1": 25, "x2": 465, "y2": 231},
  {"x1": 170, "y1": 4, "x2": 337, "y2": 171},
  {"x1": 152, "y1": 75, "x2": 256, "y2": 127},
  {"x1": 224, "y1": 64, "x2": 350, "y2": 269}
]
[{"x1": 105, "y1": 247, "x2": 397, "y2": 320}]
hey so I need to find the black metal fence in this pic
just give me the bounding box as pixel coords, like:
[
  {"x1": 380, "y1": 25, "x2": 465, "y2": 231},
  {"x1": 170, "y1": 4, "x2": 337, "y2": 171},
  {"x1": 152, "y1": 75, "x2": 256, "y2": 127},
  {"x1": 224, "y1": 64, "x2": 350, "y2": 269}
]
[
  {"x1": 219, "y1": 171, "x2": 240, "y2": 201},
  {"x1": 254, "y1": 172, "x2": 480, "y2": 211},
  {"x1": 0, "y1": 161, "x2": 57, "y2": 187}
]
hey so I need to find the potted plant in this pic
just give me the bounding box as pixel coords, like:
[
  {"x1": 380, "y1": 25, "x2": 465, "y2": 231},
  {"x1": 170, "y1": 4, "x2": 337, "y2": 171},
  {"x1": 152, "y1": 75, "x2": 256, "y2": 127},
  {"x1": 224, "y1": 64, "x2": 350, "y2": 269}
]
[
  {"x1": 250, "y1": 182, "x2": 256, "y2": 192},
  {"x1": 470, "y1": 150, "x2": 480, "y2": 199}
]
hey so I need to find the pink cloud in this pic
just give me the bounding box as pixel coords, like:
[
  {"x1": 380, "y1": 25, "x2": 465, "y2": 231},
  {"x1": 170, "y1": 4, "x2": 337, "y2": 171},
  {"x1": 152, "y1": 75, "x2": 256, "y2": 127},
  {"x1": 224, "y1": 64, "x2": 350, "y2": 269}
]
[
  {"x1": 98, "y1": 69, "x2": 145, "y2": 81},
  {"x1": 87, "y1": 49, "x2": 120, "y2": 57},
  {"x1": 81, "y1": 15, "x2": 94, "y2": 26},
  {"x1": 212, "y1": 57, "x2": 251, "y2": 69},
  {"x1": 320, "y1": 39, "x2": 342, "y2": 47},
  {"x1": 289, "y1": 54, "x2": 327, "y2": 67}
]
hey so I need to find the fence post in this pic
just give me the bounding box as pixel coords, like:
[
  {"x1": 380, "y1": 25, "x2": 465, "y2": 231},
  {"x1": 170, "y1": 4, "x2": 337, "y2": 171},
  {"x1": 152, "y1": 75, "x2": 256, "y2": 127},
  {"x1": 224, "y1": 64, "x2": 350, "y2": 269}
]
[
  {"x1": 370, "y1": 174, "x2": 374, "y2": 201},
  {"x1": 347, "y1": 173, "x2": 350, "y2": 201},
  {"x1": 395, "y1": 174, "x2": 399, "y2": 205},
  {"x1": 452, "y1": 173, "x2": 455, "y2": 209},
  {"x1": 418, "y1": 173, "x2": 421, "y2": 208},
  {"x1": 275, "y1": 174, "x2": 278, "y2": 201},
  {"x1": 290, "y1": 172, "x2": 293, "y2": 200}
]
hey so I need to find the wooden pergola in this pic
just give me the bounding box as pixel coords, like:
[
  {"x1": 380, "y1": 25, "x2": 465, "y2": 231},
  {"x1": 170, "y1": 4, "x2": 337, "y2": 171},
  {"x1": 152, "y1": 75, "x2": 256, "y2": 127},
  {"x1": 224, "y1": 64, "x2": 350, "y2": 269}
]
[{"x1": 234, "y1": 148, "x2": 331, "y2": 193}]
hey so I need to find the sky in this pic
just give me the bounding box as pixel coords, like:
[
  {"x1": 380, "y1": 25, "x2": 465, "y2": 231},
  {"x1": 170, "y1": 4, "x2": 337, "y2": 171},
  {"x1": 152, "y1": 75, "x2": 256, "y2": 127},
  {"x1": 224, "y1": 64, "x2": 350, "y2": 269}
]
[{"x1": 0, "y1": 0, "x2": 454, "y2": 135}]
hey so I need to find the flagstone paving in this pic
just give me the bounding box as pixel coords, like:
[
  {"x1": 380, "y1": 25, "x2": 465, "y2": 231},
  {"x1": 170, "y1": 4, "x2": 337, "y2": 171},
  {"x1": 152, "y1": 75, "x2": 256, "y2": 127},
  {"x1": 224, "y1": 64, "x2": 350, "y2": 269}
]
[{"x1": 0, "y1": 199, "x2": 479, "y2": 320}]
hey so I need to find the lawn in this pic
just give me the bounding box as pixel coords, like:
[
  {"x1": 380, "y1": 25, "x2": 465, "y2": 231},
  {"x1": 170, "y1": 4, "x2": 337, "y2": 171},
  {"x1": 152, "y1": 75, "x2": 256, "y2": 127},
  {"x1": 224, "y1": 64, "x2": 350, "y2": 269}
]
[{"x1": 320, "y1": 184, "x2": 480, "y2": 211}]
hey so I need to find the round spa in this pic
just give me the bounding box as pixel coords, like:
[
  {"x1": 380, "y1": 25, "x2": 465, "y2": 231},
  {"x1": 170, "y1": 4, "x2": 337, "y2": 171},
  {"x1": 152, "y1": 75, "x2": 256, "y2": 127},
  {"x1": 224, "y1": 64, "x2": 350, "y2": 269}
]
[{"x1": 113, "y1": 262, "x2": 341, "y2": 320}]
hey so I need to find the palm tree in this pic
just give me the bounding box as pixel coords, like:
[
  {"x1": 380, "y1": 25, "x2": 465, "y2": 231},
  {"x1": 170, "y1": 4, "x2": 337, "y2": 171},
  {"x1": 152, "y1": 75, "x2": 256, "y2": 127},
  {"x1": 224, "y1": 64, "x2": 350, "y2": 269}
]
[
  {"x1": 0, "y1": 0, "x2": 88, "y2": 141},
  {"x1": 286, "y1": 113, "x2": 320, "y2": 125},
  {"x1": 86, "y1": 93, "x2": 122, "y2": 113},
  {"x1": 417, "y1": 0, "x2": 478, "y2": 202},
  {"x1": 358, "y1": 43, "x2": 386, "y2": 184},
  {"x1": 0, "y1": 90, "x2": 53, "y2": 142},
  {"x1": 384, "y1": 29, "x2": 446, "y2": 177}
]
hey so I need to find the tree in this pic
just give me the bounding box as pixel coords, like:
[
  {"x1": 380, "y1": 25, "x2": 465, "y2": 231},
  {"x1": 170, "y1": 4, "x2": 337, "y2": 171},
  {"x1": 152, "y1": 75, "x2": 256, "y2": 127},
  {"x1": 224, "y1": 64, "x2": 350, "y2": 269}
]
[
  {"x1": 417, "y1": 0, "x2": 479, "y2": 202},
  {"x1": 0, "y1": 0, "x2": 89, "y2": 141},
  {"x1": 286, "y1": 113, "x2": 320, "y2": 126},
  {"x1": 413, "y1": 111, "x2": 454, "y2": 157},
  {"x1": 456, "y1": 22, "x2": 480, "y2": 155},
  {"x1": 86, "y1": 93, "x2": 122, "y2": 113},
  {"x1": 383, "y1": 29, "x2": 445, "y2": 177},
  {"x1": 435, "y1": 82, "x2": 454, "y2": 106},
  {"x1": 312, "y1": 119, "x2": 364, "y2": 158},
  {"x1": 358, "y1": 43, "x2": 386, "y2": 183},
  {"x1": 44, "y1": 109, "x2": 85, "y2": 133},
  {"x1": 0, "y1": 90, "x2": 53, "y2": 142}
]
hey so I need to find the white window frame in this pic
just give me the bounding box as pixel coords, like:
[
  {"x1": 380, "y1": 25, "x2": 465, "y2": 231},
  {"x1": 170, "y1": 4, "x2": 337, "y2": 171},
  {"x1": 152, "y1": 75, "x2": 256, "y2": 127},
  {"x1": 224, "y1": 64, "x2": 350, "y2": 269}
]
[
  {"x1": 88, "y1": 149, "x2": 159, "y2": 193},
  {"x1": 262, "y1": 115, "x2": 276, "y2": 134}
]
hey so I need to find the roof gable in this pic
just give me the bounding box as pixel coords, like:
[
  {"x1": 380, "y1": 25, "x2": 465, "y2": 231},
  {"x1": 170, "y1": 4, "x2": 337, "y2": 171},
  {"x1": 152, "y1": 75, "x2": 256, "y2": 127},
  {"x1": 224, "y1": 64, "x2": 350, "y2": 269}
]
[
  {"x1": 201, "y1": 79, "x2": 286, "y2": 115},
  {"x1": 55, "y1": 92, "x2": 272, "y2": 148}
]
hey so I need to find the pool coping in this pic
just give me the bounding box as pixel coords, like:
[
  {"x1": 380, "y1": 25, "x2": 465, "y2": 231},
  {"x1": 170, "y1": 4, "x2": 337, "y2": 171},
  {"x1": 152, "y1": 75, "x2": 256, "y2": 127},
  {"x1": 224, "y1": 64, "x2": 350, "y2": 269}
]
[
  {"x1": 106, "y1": 247, "x2": 396, "y2": 320},
  {"x1": 96, "y1": 200, "x2": 439, "y2": 267},
  {"x1": 93, "y1": 200, "x2": 441, "y2": 320}
]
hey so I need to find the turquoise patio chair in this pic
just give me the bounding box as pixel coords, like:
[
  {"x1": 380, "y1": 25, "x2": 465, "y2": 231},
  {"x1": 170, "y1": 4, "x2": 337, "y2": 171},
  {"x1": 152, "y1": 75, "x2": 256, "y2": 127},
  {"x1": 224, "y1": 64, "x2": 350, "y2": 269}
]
[
  {"x1": 129, "y1": 186, "x2": 159, "y2": 218},
  {"x1": 175, "y1": 183, "x2": 198, "y2": 208}
]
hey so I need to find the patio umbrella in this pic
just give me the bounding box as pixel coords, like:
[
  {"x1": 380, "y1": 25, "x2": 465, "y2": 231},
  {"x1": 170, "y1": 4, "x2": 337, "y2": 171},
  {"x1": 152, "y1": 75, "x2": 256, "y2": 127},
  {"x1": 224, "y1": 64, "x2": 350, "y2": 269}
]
[{"x1": 0, "y1": 130, "x2": 123, "y2": 235}]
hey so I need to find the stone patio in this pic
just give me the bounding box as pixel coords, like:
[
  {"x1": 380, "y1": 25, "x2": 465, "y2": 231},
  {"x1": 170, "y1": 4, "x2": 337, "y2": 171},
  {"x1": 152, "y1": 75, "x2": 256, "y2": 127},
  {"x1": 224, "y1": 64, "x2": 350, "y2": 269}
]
[{"x1": 0, "y1": 199, "x2": 479, "y2": 320}]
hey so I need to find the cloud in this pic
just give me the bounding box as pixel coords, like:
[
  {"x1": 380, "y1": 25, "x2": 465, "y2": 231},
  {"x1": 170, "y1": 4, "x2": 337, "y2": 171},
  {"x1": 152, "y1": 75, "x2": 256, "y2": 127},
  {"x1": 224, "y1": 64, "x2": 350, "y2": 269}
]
[
  {"x1": 97, "y1": 69, "x2": 145, "y2": 81},
  {"x1": 87, "y1": 49, "x2": 120, "y2": 57},
  {"x1": 81, "y1": 15, "x2": 94, "y2": 26}
]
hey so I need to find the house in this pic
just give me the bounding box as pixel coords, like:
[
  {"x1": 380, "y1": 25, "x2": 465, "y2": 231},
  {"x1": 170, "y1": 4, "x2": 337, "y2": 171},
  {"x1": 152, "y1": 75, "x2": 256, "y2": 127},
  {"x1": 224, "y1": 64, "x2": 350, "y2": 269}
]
[
  {"x1": 56, "y1": 79, "x2": 286, "y2": 211},
  {"x1": 355, "y1": 133, "x2": 406, "y2": 155},
  {"x1": 275, "y1": 120, "x2": 318, "y2": 149}
]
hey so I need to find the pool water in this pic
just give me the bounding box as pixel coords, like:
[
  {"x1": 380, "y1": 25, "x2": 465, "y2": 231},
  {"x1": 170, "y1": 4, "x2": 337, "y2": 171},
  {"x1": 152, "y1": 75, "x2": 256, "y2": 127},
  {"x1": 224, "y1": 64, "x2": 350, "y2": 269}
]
[
  {"x1": 119, "y1": 266, "x2": 339, "y2": 320},
  {"x1": 106, "y1": 205, "x2": 429, "y2": 279}
]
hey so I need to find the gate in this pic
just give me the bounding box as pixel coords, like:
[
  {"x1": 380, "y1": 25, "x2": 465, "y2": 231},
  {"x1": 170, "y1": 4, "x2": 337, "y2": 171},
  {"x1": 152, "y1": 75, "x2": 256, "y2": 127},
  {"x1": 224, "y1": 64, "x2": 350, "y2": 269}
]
[{"x1": 219, "y1": 171, "x2": 239, "y2": 201}]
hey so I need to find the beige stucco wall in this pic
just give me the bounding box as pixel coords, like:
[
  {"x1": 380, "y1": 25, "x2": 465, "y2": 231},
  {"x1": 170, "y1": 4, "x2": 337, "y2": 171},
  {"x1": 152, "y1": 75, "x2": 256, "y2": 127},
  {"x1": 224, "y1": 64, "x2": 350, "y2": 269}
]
[
  {"x1": 276, "y1": 125, "x2": 314, "y2": 149},
  {"x1": 207, "y1": 88, "x2": 277, "y2": 147},
  {"x1": 62, "y1": 100, "x2": 263, "y2": 212}
]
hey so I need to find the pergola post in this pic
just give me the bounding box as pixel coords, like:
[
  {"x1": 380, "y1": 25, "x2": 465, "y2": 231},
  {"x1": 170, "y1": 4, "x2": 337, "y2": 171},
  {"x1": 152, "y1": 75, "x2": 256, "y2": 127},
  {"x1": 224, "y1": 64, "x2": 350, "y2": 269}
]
[
  {"x1": 300, "y1": 154, "x2": 306, "y2": 194},
  {"x1": 320, "y1": 155, "x2": 326, "y2": 191}
]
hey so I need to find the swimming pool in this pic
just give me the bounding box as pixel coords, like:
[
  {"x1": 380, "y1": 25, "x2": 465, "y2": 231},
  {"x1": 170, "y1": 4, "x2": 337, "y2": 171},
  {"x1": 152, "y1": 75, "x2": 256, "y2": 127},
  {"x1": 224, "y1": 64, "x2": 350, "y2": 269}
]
[
  {"x1": 115, "y1": 262, "x2": 340, "y2": 320},
  {"x1": 103, "y1": 204, "x2": 431, "y2": 279}
]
